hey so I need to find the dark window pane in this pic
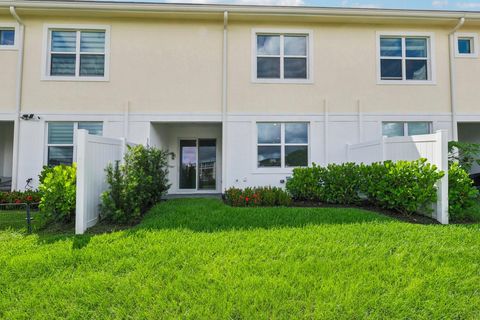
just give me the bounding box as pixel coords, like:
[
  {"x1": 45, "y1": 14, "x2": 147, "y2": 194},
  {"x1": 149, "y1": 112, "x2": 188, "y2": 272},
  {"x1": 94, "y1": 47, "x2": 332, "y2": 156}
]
[
  {"x1": 406, "y1": 59, "x2": 428, "y2": 80},
  {"x1": 0, "y1": 29, "x2": 15, "y2": 46},
  {"x1": 285, "y1": 123, "x2": 308, "y2": 144},
  {"x1": 48, "y1": 146, "x2": 74, "y2": 166},
  {"x1": 78, "y1": 122, "x2": 103, "y2": 135},
  {"x1": 285, "y1": 146, "x2": 308, "y2": 167},
  {"x1": 198, "y1": 139, "x2": 216, "y2": 190},
  {"x1": 80, "y1": 55, "x2": 105, "y2": 77},
  {"x1": 458, "y1": 38, "x2": 472, "y2": 54},
  {"x1": 380, "y1": 37, "x2": 402, "y2": 57},
  {"x1": 258, "y1": 123, "x2": 281, "y2": 144},
  {"x1": 408, "y1": 122, "x2": 431, "y2": 136},
  {"x1": 380, "y1": 59, "x2": 402, "y2": 80},
  {"x1": 258, "y1": 146, "x2": 281, "y2": 167},
  {"x1": 284, "y1": 58, "x2": 307, "y2": 79},
  {"x1": 48, "y1": 122, "x2": 74, "y2": 144},
  {"x1": 51, "y1": 54, "x2": 76, "y2": 76},
  {"x1": 51, "y1": 31, "x2": 76, "y2": 52},
  {"x1": 80, "y1": 31, "x2": 105, "y2": 53},
  {"x1": 180, "y1": 140, "x2": 197, "y2": 189},
  {"x1": 284, "y1": 36, "x2": 307, "y2": 56},
  {"x1": 406, "y1": 38, "x2": 428, "y2": 57},
  {"x1": 257, "y1": 35, "x2": 280, "y2": 55},
  {"x1": 257, "y1": 57, "x2": 280, "y2": 79},
  {"x1": 382, "y1": 122, "x2": 404, "y2": 137}
]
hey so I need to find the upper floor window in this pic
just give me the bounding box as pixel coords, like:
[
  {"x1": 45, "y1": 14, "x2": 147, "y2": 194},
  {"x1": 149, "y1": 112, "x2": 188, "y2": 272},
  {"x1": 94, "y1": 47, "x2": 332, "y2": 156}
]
[
  {"x1": 0, "y1": 24, "x2": 17, "y2": 49},
  {"x1": 253, "y1": 30, "x2": 312, "y2": 83},
  {"x1": 378, "y1": 32, "x2": 434, "y2": 84},
  {"x1": 455, "y1": 33, "x2": 478, "y2": 58},
  {"x1": 257, "y1": 122, "x2": 309, "y2": 168},
  {"x1": 43, "y1": 25, "x2": 110, "y2": 81},
  {"x1": 382, "y1": 122, "x2": 432, "y2": 137},
  {"x1": 46, "y1": 122, "x2": 103, "y2": 166}
]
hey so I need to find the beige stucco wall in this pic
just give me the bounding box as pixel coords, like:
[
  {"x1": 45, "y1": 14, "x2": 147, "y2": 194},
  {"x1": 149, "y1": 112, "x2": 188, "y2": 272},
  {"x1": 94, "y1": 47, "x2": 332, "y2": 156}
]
[
  {"x1": 2, "y1": 13, "x2": 479, "y2": 115},
  {"x1": 228, "y1": 21, "x2": 452, "y2": 114},
  {"x1": 20, "y1": 17, "x2": 223, "y2": 114},
  {"x1": 0, "y1": 16, "x2": 17, "y2": 113}
]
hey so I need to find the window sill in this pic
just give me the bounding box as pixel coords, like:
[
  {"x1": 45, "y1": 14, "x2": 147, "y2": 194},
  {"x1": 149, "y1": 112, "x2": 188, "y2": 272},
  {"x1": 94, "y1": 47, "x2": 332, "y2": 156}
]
[
  {"x1": 455, "y1": 54, "x2": 479, "y2": 59},
  {"x1": 252, "y1": 167, "x2": 302, "y2": 175},
  {"x1": 377, "y1": 80, "x2": 436, "y2": 86},
  {"x1": 252, "y1": 78, "x2": 314, "y2": 85},
  {"x1": 0, "y1": 46, "x2": 18, "y2": 51},
  {"x1": 41, "y1": 76, "x2": 110, "y2": 82}
]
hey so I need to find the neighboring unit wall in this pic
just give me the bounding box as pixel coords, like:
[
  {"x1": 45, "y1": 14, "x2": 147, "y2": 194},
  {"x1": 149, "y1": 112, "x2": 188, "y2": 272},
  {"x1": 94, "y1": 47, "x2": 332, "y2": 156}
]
[
  {"x1": 228, "y1": 21, "x2": 451, "y2": 115},
  {"x1": 20, "y1": 17, "x2": 223, "y2": 115},
  {"x1": 0, "y1": 17, "x2": 17, "y2": 113}
]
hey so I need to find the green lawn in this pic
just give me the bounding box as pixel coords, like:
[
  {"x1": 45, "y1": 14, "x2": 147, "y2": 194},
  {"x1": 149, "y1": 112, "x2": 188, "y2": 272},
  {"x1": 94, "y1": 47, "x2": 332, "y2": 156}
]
[
  {"x1": 0, "y1": 209, "x2": 40, "y2": 231},
  {"x1": 1, "y1": 199, "x2": 480, "y2": 319}
]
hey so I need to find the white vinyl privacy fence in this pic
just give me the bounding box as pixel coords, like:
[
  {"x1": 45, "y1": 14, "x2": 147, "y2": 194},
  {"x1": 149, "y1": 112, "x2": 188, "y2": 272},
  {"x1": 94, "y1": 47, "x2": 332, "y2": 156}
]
[
  {"x1": 346, "y1": 130, "x2": 449, "y2": 224},
  {"x1": 75, "y1": 130, "x2": 131, "y2": 234}
]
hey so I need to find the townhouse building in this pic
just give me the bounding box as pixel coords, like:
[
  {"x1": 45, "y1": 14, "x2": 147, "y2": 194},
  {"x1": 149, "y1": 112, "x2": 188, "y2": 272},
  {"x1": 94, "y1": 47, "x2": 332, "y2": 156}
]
[{"x1": 1, "y1": 1, "x2": 480, "y2": 193}]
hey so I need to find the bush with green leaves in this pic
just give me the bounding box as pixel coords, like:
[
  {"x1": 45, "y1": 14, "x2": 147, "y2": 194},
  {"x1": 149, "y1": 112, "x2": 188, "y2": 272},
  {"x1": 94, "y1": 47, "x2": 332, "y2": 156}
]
[
  {"x1": 287, "y1": 159, "x2": 445, "y2": 215},
  {"x1": 38, "y1": 164, "x2": 77, "y2": 223},
  {"x1": 287, "y1": 163, "x2": 363, "y2": 205},
  {"x1": 361, "y1": 159, "x2": 444, "y2": 215},
  {"x1": 448, "y1": 141, "x2": 480, "y2": 172},
  {"x1": 448, "y1": 162, "x2": 479, "y2": 220},
  {"x1": 100, "y1": 145, "x2": 172, "y2": 223},
  {"x1": 224, "y1": 186, "x2": 292, "y2": 207}
]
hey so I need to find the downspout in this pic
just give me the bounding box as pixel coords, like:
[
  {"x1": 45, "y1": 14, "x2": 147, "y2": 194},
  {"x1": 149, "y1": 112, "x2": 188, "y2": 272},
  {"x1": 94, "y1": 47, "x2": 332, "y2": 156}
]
[
  {"x1": 221, "y1": 11, "x2": 228, "y2": 192},
  {"x1": 9, "y1": 6, "x2": 25, "y2": 191},
  {"x1": 449, "y1": 16, "x2": 465, "y2": 141}
]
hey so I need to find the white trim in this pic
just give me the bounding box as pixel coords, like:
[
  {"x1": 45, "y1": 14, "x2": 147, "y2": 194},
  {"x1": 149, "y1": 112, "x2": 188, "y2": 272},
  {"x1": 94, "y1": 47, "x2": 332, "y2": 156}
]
[
  {"x1": 0, "y1": 22, "x2": 19, "y2": 50},
  {"x1": 376, "y1": 31, "x2": 436, "y2": 85},
  {"x1": 41, "y1": 24, "x2": 111, "y2": 82},
  {"x1": 454, "y1": 32, "x2": 479, "y2": 58},
  {"x1": 251, "y1": 28, "x2": 314, "y2": 84}
]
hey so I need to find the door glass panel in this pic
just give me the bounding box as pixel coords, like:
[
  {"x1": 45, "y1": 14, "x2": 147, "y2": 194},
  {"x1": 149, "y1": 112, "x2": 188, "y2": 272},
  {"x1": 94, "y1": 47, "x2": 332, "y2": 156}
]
[
  {"x1": 198, "y1": 139, "x2": 216, "y2": 190},
  {"x1": 179, "y1": 140, "x2": 197, "y2": 189}
]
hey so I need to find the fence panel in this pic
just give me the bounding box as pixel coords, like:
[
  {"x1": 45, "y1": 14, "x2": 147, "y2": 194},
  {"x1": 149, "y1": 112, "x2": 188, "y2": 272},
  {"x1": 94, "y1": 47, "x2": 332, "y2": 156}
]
[
  {"x1": 346, "y1": 130, "x2": 449, "y2": 224},
  {"x1": 75, "y1": 130, "x2": 126, "y2": 235}
]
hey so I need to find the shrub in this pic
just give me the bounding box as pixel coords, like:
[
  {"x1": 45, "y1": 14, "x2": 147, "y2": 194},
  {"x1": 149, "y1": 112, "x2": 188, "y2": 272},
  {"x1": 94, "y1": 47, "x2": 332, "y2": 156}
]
[
  {"x1": 287, "y1": 159, "x2": 445, "y2": 215},
  {"x1": 0, "y1": 190, "x2": 41, "y2": 210},
  {"x1": 100, "y1": 145, "x2": 172, "y2": 223},
  {"x1": 448, "y1": 162, "x2": 479, "y2": 220},
  {"x1": 285, "y1": 164, "x2": 325, "y2": 201},
  {"x1": 361, "y1": 159, "x2": 444, "y2": 215},
  {"x1": 287, "y1": 163, "x2": 363, "y2": 205},
  {"x1": 224, "y1": 187, "x2": 292, "y2": 207},
  {"x1": 38, "y1": 164, "x2": 77, "y2": 223},
  {"x1": 448, "y1": 141, "x2": 480, "y2": 172}
]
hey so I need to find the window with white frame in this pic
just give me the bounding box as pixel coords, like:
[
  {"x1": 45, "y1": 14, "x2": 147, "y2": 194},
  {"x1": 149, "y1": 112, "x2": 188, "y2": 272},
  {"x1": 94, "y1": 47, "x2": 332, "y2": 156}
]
[
  {"x1": 0, "y1": 28, "x2": 15, "y2": 46},
  {"x1": 46, "y1": 27, "x2": 108, "y2": 79},
  {"x1": 382, "y1": 122, "x2": 432, "y2": 137},
  {"x1": 455, "y1": 33, "x2": 478, "y2": 58},
  {"x1": 47, "y1": 122, "x2": 103, "y2": 166},
  {"x1": 254, "y1": 32, "x2": 310, "y2": 81},
  {"x1": 257, "y1": 122, "x2": 309, "y2": 168},
  {"x1": 379, "y1": 34, "x2": 432, "y2": 82}
]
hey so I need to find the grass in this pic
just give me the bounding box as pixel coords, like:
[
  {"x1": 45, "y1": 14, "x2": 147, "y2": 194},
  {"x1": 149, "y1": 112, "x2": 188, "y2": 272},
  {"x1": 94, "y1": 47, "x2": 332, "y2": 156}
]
[
  {"x1": 1, "y1": 198, "x2": 480, "y2": 319},
  {"x1": 0, "y1": 209, "x2": 41, "y2": 231}
]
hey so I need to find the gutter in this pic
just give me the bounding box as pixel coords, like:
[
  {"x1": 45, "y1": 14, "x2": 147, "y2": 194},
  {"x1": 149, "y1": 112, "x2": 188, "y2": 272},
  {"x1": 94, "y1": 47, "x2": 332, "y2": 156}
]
[
  {"x1": 1, "y1": 1, "x2": 480, "y2": 21},
  {"x1": 221, "y1": 11, "x2": 228, "y2": 192},
  {"x1": 9, "y1": 6, "x2": 25, "y2": 191},
  {"x1": 449, "y1": 17, "x2": 465, "y2": 141}
]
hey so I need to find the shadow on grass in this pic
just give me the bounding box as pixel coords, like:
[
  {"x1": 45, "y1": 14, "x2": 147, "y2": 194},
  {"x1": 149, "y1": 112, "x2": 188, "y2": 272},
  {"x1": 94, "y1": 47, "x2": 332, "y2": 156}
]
[
  {"x1": 29, "y1": 198, "x2": 396, "y2": 245},
  {"x1": 136, "y1": 198, "x2": 394, "y2": 233}
]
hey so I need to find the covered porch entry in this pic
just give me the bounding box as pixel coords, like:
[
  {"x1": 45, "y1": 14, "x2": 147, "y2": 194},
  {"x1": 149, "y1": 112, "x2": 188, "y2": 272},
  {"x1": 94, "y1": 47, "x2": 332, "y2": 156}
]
[
  {"x1": 150, "y1": 122, "x2": 222, "y2": 194},
  {"x1": 0, "y1": 121, "x2": 14, "y2": 191}
]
